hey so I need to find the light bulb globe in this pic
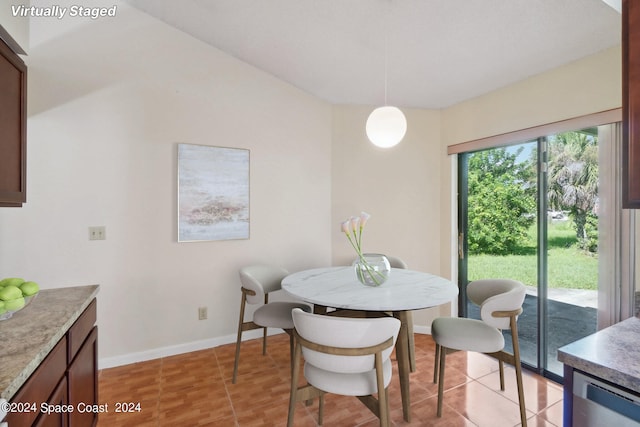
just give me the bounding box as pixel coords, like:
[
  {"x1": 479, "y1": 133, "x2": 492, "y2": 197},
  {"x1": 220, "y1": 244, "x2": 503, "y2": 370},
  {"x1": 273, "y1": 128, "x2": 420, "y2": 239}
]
[{"x1": 365, "y1": 106, "x2": 407, "y2": 148}]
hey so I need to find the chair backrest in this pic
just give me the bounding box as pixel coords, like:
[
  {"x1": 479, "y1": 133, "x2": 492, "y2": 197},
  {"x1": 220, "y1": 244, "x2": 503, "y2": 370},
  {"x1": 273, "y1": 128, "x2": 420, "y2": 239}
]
[
  {"x1": 239, "y1": 264, "x2": 289, "y2": 304},
  {"x1": 292, "y1": 308, "x2": 400, "y2": 374},
  {"x1": 467, "y1": 279, "x2": 526, "y2": 329},
  {"x1": 386, "y1": 256, "x2": 408, "y2": 269}
]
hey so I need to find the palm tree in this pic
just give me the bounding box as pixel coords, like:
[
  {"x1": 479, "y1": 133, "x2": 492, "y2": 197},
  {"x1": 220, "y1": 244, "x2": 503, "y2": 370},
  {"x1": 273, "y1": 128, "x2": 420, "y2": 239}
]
[{"x1": 546, "y1": 130, "x2": 598, "y2": 244}]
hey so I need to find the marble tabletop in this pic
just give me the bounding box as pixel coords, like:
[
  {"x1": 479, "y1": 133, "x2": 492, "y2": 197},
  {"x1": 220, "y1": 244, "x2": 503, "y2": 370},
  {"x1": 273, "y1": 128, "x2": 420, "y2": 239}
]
[
  {"x1": 282, "y1": 266, "x2": 458, "y2": 311},
  {"x1": 0, "y1": 285, "x2": 99, "y2": 400},
  {"x1": 558, "y1": 316, "x2": 640, "y2": 394}
]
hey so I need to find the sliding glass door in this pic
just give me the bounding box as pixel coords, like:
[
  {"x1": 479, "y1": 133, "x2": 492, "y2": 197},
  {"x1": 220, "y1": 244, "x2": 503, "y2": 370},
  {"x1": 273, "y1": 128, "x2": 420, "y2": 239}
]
[{"x1": 458, "y1": 129, "x2": 601, "y2": 380}]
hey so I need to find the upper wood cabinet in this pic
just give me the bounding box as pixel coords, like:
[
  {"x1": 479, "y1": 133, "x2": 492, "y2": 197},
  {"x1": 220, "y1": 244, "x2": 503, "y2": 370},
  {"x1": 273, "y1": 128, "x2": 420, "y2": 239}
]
[
  {"x1": 0, "y1": 30, "x2": 27, "y2": 207},
  {"x1": 623, "y1": 0, "x2": 640, "y2": 208}
]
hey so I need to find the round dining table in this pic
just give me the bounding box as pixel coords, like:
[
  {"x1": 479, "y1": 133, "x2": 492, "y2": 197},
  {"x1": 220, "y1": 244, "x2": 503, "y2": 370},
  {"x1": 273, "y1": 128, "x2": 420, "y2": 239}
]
[{"x1": 281, "y1": 266, "x2": 458, "y2": 422}]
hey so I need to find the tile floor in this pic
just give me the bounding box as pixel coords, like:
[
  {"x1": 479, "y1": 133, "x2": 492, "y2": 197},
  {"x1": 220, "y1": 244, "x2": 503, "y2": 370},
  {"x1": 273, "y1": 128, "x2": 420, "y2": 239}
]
[{"x1": 97, "y1": 333, "x2": 564, "y2": 426}]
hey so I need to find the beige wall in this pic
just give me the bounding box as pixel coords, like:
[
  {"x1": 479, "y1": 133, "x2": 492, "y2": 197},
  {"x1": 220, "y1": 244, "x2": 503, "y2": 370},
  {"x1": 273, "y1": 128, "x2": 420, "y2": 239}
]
[
  {"x1": 0, "y1": 1, "x2": 332, "y2": 367},
  {"x1": 331, "y1": 106, "x2": 443, "y2": 270},
  {"x1": 442, "y1": 45, "x2": 621, "y2": 146},
  {"x1": 330, "y1": 106, "x2": 453, "y2": 327}
]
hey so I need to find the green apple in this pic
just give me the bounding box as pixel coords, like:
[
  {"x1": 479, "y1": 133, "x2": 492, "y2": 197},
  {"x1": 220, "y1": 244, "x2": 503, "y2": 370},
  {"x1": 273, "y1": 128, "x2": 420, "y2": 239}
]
[
  {"x1": 0, "y1": 278, "x2": 24, "y2": 287},
  {"x1": 4, "y1": 297, "x2": 25, "y2": 311},
  {"x1": 0, "y1": 285, "x2": 23, "y2": 301},
  {"x1": 0, "y1": 278, "x2": 25, "y2": 287},
  {"x1": 19, "y1": 281, "x2": 39, "y2": 297}
]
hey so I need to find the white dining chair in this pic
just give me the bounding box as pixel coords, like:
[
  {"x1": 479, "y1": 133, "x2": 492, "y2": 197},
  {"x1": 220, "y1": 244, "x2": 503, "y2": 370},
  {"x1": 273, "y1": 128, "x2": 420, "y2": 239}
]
[
  {"x1": 232, "y1": 264, "x2": 311, "y2": 384},
  {"x1": 431, "y1": 279, "x2": 527, "y2": 426},
  {"x1": 287, "y1": 308, "x2": 401, "y2": 427},
  {"x1": 385, "y1": 255, "x2": 408, "y2": 270}
]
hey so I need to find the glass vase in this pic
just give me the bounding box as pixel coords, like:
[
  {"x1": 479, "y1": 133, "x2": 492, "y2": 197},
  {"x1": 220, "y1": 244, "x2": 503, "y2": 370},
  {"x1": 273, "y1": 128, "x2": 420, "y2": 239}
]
[{"x1": 353, "y1": 253, "x2": 391, "y2": 287}]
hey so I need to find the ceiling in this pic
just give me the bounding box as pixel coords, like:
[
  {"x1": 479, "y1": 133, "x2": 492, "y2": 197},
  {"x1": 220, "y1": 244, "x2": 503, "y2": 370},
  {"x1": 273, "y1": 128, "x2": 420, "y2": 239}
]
[{"x1": 125, "y1": 0, "x2": 621, "y2": 109}]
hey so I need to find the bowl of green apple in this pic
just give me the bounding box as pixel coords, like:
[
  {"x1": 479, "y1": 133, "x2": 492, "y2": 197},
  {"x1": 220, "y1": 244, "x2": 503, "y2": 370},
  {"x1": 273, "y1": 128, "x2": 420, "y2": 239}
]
[{"x1": 0, "y1": 278, "x2": 40, "y2": 321}]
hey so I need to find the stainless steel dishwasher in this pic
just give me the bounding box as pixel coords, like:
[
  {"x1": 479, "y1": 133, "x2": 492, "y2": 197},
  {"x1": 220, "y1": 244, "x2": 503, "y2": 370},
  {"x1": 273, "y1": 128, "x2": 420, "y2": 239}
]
[{"x1": 573, "y1": 371, "x2": 640, "y2": 426}]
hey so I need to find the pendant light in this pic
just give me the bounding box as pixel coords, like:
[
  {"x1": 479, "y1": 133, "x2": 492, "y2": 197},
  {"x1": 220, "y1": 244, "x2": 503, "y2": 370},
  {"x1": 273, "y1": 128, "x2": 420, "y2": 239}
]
[{"x1": 366, "y1": 2, "x2": 406, "y2": 148}]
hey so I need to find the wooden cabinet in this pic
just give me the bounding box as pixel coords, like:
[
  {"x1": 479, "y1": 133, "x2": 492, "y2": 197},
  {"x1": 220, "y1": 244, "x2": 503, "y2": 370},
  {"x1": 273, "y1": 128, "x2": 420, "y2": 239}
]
[
  {"x1": 6, "y1": 300, "x2": 98, "y2": 427},
  {"x1": 6, "y1": 338, "x2": 67, "y2": 427},
  {"x1": 68, "y1": 300, "x2": 99, "y2": 427},
  {"x1": 623, "y1": 0, "x2": 640, "y2": 208},
  {"x1": 0, "y1": 29, "x2": 27, "y2": 207},
  {"x1": 34, "y1": 378, "x2": 68, "y2": 427}
]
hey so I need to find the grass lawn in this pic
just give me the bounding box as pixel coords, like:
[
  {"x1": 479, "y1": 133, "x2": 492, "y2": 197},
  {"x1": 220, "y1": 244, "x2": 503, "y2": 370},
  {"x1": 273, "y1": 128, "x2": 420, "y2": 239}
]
[{"x1": 467, "y1": 220, "x2": 598, "y2": 290}]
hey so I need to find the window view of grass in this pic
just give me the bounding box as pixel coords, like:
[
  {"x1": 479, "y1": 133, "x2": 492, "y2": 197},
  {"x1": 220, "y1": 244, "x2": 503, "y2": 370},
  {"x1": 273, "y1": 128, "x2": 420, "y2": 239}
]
[
  {"x1": 466, "y1": 131, "x2": 599, "y2": 292},
  {"x1": 468, "y1": 220, "x2": 598, "y2": 290}
]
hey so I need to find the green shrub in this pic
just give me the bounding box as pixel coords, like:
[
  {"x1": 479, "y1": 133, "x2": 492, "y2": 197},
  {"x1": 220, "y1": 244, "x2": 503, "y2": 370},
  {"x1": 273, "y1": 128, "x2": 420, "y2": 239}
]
[
  {"x1": 467, "y1": 148, "x2": 536, "y2": 255},
  {"x1": 578, "y1": 212, "x2": 598, "y2": 253}
]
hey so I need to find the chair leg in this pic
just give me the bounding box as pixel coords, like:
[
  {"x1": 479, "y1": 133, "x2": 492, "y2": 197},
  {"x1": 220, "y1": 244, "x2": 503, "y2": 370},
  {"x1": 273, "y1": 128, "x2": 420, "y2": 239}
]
[
  {"x1": 232, "y1": 296, "x2": 247, "y2": 384},
  {"x1": 318, "y1": 394, "x2": 324, "y2": 425},
  {"x1": 499, "y1": 359, "x2": 505, "y2": 391},
  {"x1": 436, "y1": 346, "x2": 447, "y2": 417},
  {"x1": 288, "y1": 331, "x2": 295, "y2": 377},
  {"x1": 262, "y1": 294, "x2": 269, "y2": 355},
  {"x1": 433, "y1": 343, "x2": 440, "y2": 384},
  {"x1": 511, "y1": 317, "x2": 527, "y2": 427},
  {"x1": 262, "y1": 326, "x2": 268, "y2": 355},
  {"x1": 287, "y1": 342, "x2": 302, "y2": 427},
  {"x1": 379, "y1": 387, "x2": 391, "y2": 427},
  {"x1": 374, "y1": 352, "x2": 390, "y2": 427},
  {"x1": 232, "y1": 331, "x2": 242, "y2": 384}
]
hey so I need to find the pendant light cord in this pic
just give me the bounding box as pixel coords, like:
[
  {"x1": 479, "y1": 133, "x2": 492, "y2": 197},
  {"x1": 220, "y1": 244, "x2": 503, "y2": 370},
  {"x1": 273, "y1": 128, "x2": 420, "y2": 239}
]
[
  {"x1": 384, "y1": 31, "x2": 388, "y2": 105},
  {"x1": 365, "y1": 0, "x2": 407, "y2": 148},
  {"x1": 384, "y1": 0, "x2": 389, "y2": 106}
]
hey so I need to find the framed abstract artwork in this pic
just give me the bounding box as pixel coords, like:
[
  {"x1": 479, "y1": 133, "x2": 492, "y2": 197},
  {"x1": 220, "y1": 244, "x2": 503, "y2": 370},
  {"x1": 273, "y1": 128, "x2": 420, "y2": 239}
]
[{"x1": 177, "y1": 143, "x2": 250, "y2": 242}]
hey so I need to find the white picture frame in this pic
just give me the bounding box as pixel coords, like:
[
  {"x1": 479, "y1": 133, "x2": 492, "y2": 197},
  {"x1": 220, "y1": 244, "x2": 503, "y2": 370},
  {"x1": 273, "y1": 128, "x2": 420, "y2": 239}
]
[{"x1": 177, "y1": 143, "x2": 250, "y2": 242}]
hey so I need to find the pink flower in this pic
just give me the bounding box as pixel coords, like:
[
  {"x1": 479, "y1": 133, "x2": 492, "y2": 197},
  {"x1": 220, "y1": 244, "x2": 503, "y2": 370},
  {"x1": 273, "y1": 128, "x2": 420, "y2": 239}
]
[
  {"x1": 359, "y1": 211, "x2": 371, "y2": 227},
  {"x1": 350, "y1": 216, "x2": 360, "y2": 233},
  {"x1": 342, "y1": 212, "x2": 373, "y2": 256}
]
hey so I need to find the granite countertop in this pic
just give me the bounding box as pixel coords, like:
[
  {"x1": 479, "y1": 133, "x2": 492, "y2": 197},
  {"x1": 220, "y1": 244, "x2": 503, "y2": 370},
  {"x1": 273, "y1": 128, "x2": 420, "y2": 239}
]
[
  {"x1": 558, "y1": 316, "x2": 640, "y2": 393},
  {"x1": 0, "y1": 285, "x2": 99, "y2": 400}
]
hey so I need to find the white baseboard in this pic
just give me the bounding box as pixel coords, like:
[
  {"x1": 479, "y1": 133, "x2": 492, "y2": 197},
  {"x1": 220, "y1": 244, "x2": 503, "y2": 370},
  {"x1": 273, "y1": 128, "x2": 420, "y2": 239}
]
[
  {"x1": 99, "y1": 326, "x2": 433, "y2": 370},
  {"x1": 414, "y1": 324, "x2": 432, "y2": 335},
  {"x1": 98, "y1": 329, "x2": 280, "y2": 370}
]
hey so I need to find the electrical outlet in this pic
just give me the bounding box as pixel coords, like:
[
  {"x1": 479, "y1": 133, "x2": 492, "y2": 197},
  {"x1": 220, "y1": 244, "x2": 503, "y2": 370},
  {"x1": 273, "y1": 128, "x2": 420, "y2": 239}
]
[
  {"x1": 88, "y1": 226, "x2": 106, "y2": 240},
  {"x1": 198, "y1": 307, "x2": 207, "y2": 320}
]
